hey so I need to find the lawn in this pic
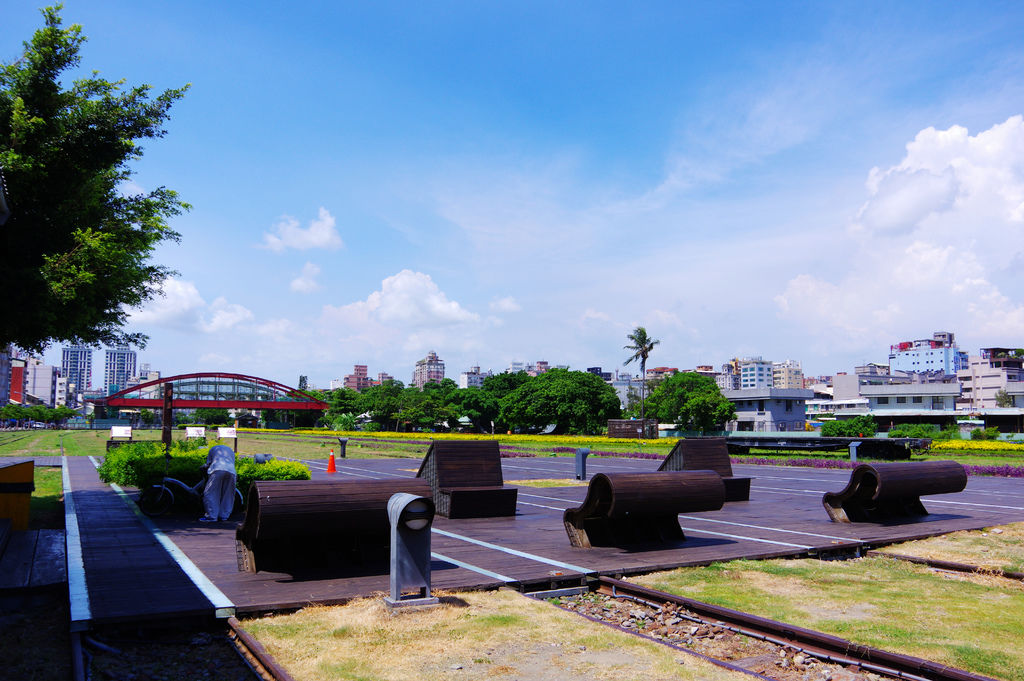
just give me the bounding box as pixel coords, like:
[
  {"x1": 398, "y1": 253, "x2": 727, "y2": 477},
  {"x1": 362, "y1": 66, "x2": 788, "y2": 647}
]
[
  {"x1": 874, "y1": 522, "x2": 1024, "y2": 574},
  {"x1": 633, "y1": 551, "x2": 1024, "y2": 680}
]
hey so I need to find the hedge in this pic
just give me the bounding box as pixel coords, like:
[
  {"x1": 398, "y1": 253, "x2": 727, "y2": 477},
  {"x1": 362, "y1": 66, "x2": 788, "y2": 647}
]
[{"x1": 97, "y1": 442, "x2": 310, "y2": 497}]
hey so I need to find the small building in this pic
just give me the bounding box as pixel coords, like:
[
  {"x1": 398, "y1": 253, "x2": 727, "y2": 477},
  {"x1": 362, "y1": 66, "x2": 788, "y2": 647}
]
[
  {"x1": 957, "y1": 348, "x2": 1024, "y2": 410},
  {"x1": 722, "y1": 388, "x2": 813, "y2": 432},
  {"x1": 458, "y1": 366, "x2": 492, "y2": 389}
]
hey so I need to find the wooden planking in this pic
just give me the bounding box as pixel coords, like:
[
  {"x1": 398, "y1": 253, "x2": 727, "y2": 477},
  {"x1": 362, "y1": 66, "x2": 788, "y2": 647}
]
[
  {"x1": 74, "y1": 454, "x2": 1024, "y2": 618},
  {"x1": 64, "y1": 457, "x2": 217, "y2": 625},
  {"x1": 0, "y1": 529, "x2": 66, "y2": 591}
]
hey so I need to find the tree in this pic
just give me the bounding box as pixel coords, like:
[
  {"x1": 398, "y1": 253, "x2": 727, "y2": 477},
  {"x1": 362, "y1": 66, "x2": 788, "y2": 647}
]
[
  {"x1": 139, "y1": 408, "x2": 155, "y2": 425},
  {"x1": 995, "y1": 389, "x2": 1013, "y2": 408},
  {"x1": 194, "y1": 407, "x2": 229, "y2": 425},
  {"x1": 498, "y1": 369, "x2": 621, "y2": 435},
  {"x1": 0, "y1": 6, "x2": 189, "y2": 353},
  {"x1": 821, "y1": 414, "x2": 877, "y2": 438},
  {"x1": 644, "y1": 372, "x2": 736, "y2": 432},
  {"x1": 623, "y1": 327, "x2": 659, "y2": 422}
]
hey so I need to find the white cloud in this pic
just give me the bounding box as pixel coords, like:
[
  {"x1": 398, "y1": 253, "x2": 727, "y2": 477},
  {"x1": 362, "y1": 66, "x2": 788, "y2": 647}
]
[
  {"x1": 199, "y1": 297, "x2": 254, "y2": 333},
  {"x1": 489, "y1": 296, "x2": 521, "y2": 312},
  {"x1": 319, "y1": 270, "x2": 479, "y2": 357},
  {"x1": 261, "y1": 207, "x2": 343, "y2": 252},
  {"x1": 130, "y1": 278, "x2": 206, "y2": 329},
  {"x1": 777, "y1": 118, "x2": 1024, "y2": 352},
  {"x1": 290, "y1": 262, "x2": 322, "y2": 293}
]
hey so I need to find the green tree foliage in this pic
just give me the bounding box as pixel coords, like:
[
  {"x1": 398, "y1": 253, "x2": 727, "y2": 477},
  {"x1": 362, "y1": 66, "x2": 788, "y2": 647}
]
[
  {"x1": 995, "y1": 389, "x2": 1013, "y2": 408},
  {"x1": 139, "y1": 408, "x2": 155, "y2": 425},
  {"x1": 498, "y1": 368, "x2": 621, "y2": 435},
  {"x1": 327, "y1": 387, "x2": 362, "y2": 418},
  {"x1": 194, "y1": 407, "x2": 229, "y2": 425},
  {"x1": 0, "y1": 6, "x2": 189, "y2": 352},
  {"x1": 820, "y1": 414, "x2": 877, "y2": 437},
  {"x1": 643, "y1": 372, "x2": 735, "y2": 432},
  {"x1": 623, "y1": 327, "x2": 659, "y2": 421},
  {"x1": 356, "y1": 380, "x2": 406, "y2": 430}
]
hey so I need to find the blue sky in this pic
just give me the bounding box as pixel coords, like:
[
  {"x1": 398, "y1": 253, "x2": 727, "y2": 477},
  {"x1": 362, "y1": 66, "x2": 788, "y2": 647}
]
[{"x1": 8, "y1": 1, "x2": 1024, "y2": 388}]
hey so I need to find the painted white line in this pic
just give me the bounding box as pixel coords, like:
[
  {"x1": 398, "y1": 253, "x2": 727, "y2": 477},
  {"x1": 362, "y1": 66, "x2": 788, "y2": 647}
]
[
  {"x1": 63, "y1": 457, "x2": 91, "y2": 631},
  {"x1": 87, "y1": 456, "x2": 235, "y2": 617},
  {"x1": 679, "y1": 516, "x2": 851, "y2": 541},
  {"x1": 431, "y1": 527, "x2": 593, "y2": 574},
  {"x1": 518, "y1": 500, "x2": 569, "y2": 511},
  {"x1": 430, "y1": 552, "x2": 516, "y2": 583},
  {"x1": 519, "y1": 492, "x2": 579, "y2": 504},
  {"x1": 925, "y1": 498, "x2": 1024, "y2": 512},
  {"x1": 676, "y1": 526, "x2": 812, "y2": 549}
]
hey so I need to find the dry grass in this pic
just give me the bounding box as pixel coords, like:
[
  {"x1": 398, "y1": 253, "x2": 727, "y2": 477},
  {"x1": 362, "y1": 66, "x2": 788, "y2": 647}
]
[
  {"x1": 874, "y1": 522, "x2": 1024, "y2": 574},
  {"x1": 243, "y1": 589, "x2": 747, "y2": 681},
  {"x1": 507, "y1": 478, "x2": 587, "y2": 488}
]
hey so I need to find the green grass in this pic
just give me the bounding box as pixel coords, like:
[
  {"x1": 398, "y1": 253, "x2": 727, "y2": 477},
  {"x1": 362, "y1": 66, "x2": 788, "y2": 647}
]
[
  {"x1": 636, "y1": 556, "x2": 1024, "y2": 679},
  {"x1": 29, "y1": 467, "x2": 64, "y2": 530}
]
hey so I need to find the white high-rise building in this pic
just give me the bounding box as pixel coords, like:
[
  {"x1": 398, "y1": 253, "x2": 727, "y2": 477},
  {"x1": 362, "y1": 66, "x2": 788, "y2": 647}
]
[
  {"x1": 772, "y1": 359, "x2": 804, "y2": 389},
  {"x1": 738, "y1": 357, "x2": 773, "y2": 390},
  {"x1": 61, "y1": 345, "x2": 93, "y2": 396},
  {"x1": 889, "y1": 331, "x2": 968, "y2": 374},
  {"x1": 459, "y1": 366, "x2": 492, "y2": 389},
  {"x1": 104, "y1": 346, "x2": 137, "y2": 396}
]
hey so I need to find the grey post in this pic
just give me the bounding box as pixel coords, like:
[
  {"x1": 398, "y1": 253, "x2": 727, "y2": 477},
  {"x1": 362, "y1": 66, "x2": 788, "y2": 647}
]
[
  {"x1": 337, "y1": 437, "x2": 348, "y2": 458},
  {"x1": 385, "y1": 492, "x2": 438, "y2": 610},
  {"x1": 574, "y1": 447, "x2": 590, "y2": 481},
  {"x1": 849, "y1": 441, "x2": 861, "y2": 462}
]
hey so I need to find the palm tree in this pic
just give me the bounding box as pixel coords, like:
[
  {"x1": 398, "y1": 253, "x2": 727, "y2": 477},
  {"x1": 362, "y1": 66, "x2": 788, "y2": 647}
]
[{"x1": 623, "y1": 326, "x2": 660, "y2": 423}]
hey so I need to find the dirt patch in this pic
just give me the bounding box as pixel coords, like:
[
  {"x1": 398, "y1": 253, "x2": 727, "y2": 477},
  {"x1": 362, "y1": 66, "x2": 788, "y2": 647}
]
[{"x1": 507, "y1": 478, "x2": 587, "y2": 487}]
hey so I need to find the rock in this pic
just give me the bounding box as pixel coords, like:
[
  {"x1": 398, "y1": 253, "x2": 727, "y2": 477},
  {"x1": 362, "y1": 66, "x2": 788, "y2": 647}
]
[
  {"x1": 794, "y1": 653, "x2": 806, "y2": 666},
  {"x1": 450, "y1": 664, "x2": 463, "y2": 670},
  {"x1": 993, "y1": 528, "x2": 1004, "y2": 534}
]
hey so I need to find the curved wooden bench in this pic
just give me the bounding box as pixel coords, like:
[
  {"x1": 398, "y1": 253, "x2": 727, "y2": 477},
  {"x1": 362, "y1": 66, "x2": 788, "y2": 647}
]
[
  {"x1": 658, "y1": 437, "x2": 751, "y2": 501},
  {"x1": 416, "y1": 441, "x2": 517, "y2": 518},
  {"x1": 235, "y1": 478, "x2": 430, "y2": 573},
  {"x1": 822, "y1": 461, "x2": 967, "y2": 523},
  {"x1": 563, "y1": 471, "x2": 725, "y2": 548}
]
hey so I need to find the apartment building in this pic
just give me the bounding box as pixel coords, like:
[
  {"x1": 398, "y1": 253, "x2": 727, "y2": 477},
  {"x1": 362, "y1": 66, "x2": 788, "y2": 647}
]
[
  {"x1": 412, "y1": 351, "x2": 445, "y2": 389},
  {"x1": 889, "y1": 331, "x2": 968, "y2": 374},
  {"x1": 957, "y1": 348, "x2": 1024, "y2": 409},
  {"x1": 772, "y1": 359, "x2": 804, "y2": 389}
]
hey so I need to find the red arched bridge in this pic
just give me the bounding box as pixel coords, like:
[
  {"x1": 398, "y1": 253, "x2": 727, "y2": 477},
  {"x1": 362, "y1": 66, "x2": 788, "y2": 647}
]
[{"x1": 94, "y1": 372, "x2": 328, "y2": 410}]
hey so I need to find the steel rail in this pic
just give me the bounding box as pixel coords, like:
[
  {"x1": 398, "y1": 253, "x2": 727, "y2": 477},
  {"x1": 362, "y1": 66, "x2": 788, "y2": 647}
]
[
  {"x1": 595, "y1": 577, "x2": 999, "y2": 681},
  {"x1": 867, "y1": 550, "x2": 1024, "y2": 582},
  {"x1": 227, "y1": 616, "x2": 297, "y2": 681}
]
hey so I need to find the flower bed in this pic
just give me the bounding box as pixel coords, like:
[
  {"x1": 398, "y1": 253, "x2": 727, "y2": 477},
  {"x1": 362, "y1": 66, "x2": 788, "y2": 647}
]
[{"x1": 931, "y1": 439, "x2": 1024, "y2": 452}]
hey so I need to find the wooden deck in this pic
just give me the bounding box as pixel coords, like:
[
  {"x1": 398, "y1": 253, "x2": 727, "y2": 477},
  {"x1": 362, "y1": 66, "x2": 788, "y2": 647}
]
[{"x1": 61, "y1": 454, "x2": 1024, "y2": 624}]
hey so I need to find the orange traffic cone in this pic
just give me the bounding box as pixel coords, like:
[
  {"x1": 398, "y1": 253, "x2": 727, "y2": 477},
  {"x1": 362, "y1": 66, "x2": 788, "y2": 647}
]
[{"x1": 327, "y1": 448, "x2": 337, "y2": 474}]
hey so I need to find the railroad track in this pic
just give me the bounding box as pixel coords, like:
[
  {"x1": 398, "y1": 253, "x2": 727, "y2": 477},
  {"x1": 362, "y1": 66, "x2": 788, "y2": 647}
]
[
  {"x1": 551, "y1": 577, "x2": 999, "y2": 681},
  {"x1": 227, "y1": 617, "x2": 297, "y2": 681}
]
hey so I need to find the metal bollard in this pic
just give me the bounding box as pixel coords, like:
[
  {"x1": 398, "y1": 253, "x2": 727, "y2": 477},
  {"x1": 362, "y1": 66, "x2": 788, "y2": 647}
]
[
  {"x1": 384, "y1": 492, "x2": 438, "y2": 610},
  {"x1": 575, "y1": 447, "x2": 590, "y2": 481},
  {"x1": 337, "y1": 437, "x2": 348, "y2": 458}
]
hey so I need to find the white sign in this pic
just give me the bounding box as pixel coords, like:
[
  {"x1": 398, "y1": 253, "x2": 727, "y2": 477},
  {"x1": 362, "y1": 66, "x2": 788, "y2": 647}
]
[
  {"x1": 110, "y1": 426, "x2": 132, "y2": 439},
  {"x1": 185, "y1": 427, "x2": 206, "y2": 439},
  {"x1": 218, "y1": 427, "x2": 237, "y2": 439}
]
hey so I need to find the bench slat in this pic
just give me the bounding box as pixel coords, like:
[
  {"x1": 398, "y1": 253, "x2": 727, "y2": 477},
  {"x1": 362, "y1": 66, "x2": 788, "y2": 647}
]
[{"x1": 658, "y1": 438, "x2": 751, "y2": 502}]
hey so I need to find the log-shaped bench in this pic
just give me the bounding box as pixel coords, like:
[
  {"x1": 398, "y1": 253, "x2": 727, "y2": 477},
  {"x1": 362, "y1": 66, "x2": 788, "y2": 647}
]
[
  {"x1": 416, "y1": 441, "x2": 517, "y2": 518},
  {"x1": 563, "y1": 471, "x2": 725, "y2": 548},
  {"x1": 658, "y1": 437, "x2": 751, "y2": 502},
  {"x1": 235, "y1": 478, "x2": 431, "y2": 573},
  {"x1": 822, "y1": 461, "x2": 967, "y2": 523}
]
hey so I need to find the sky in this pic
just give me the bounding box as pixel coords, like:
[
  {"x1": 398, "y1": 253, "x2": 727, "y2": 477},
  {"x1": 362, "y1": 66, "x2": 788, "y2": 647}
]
[{"x1": 7, "y1": 1, "x2": 1024, "y2": 388}]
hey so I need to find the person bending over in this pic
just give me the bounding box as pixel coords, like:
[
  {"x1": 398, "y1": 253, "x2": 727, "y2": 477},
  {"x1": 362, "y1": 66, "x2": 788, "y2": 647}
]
[{"x1": 200, "y1": 444, "x2": 237, "y2": 522}]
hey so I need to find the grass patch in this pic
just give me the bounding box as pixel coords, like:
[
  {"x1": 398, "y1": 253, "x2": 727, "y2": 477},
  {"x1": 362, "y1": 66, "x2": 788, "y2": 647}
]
[
  {"x1": 29, "y1": 467, "x2": 64, "y2": 530},
  {"x1": 244, "y1": 589, "x2": 744, "y2": 681},
  {"x1": 634, "y1": 556, "x2": 1024, "y2": 679}
]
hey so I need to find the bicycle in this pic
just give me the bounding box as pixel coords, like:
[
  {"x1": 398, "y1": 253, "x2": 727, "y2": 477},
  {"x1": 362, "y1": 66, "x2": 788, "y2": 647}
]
[{"x1": 137, "y1": 472, "x2": 243, "y2": 518}]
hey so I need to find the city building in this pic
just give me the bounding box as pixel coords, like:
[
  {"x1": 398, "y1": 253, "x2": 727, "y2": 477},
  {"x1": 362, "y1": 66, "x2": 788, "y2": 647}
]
[
  {"x1": 957, "y1": 348, "x2": 1024, "y2": 410},
  {"x1": 104, "y1": 346, "x2": 137, "y2": 396},
  {"x1": 527, "y1": 361, "x2": 550, "y2": 377},
  {"x1": 459, "y1": 366, "x2": 492, "y2": 389},
  {"x1": 8, "y1": 356, "x2": 27, "y2": 404},
  {"x1": 55, "y1": 376, "x2": 68, "y2": 407},
  {"x1": 25, "y1": 358, "x2": 61, "y2": 407},
  {"x1": 722, "y1": 387, "x2": 814, "y2": 432},
  {"x1": 772, "y1": 359, "x2": 804, "y2": 389},
  {"x1": 716, "y1": 359, "x2": 740, "y2": 391},
  {"x1": 609, "y1": 370, "x2": 645, "y2": 409},
  {"x1": 62, "y1": 345, "x2": 93, "y2": 397},
  {"x1": 738, "y1": 357, "x2": 773, "y2": 390},
  {"x1": 412, "y1": 351, "x2": 445, "y2": 389},
  {"x1": 343, "y1": 365, "x2": 373, "y2": 392},
  {"x1": 377, "y1": 371, "x2": 394, "y2": 384},
  {"x1": 645, "y1": 366, "x2": 678, "y2": 382},
  {"x1": 586, "y1": 367, "x2": 613, "y2": 381},
  {"x1": 0, "y1": 346, "x2": 11, "y2": 405},
  {"x1": 888, "y1": 331, "x2": 968, "y2": 374}
]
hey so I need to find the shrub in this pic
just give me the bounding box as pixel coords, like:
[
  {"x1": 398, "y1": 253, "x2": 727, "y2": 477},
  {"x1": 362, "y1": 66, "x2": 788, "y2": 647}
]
[
  {"x1": 331, "y1": 413, "x2": 357, "y2": 431},
  {"x1": 363, "y1": 421, "x2": 381, "y2": 432},
  {"x1": 970, "y1": 426, "x2": 1002, "y2": 441},
  {"x1": 98, "y1": 443, "x2": 310, "y2": 496},
  {"x1": 821, "y1": 414, "x2": 877, "y2": 438},
  {"x1": 887, "y1": 424, "x2": 940, "y2": 439}
]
